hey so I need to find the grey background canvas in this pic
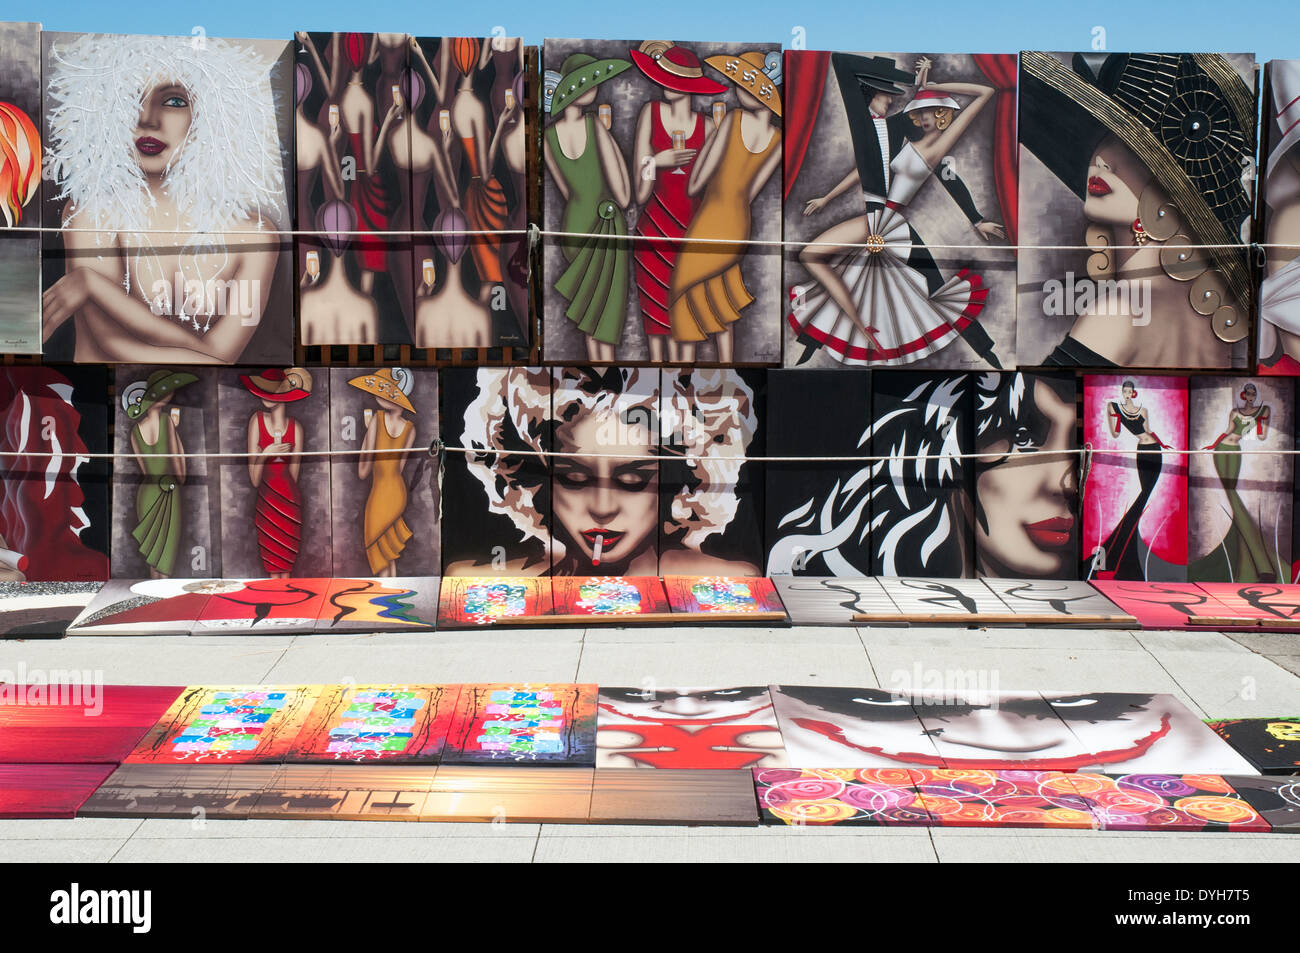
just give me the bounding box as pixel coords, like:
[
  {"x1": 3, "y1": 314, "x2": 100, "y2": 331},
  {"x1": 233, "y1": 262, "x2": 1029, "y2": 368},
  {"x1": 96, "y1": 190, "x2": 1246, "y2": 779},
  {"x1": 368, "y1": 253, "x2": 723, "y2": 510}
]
[
  {"x1": 0, "y1": 22, "x2": 41, "y2": 353},
  {"x1": 783, "y1": 51, "x2": 1016, "y2": 370},
  {"x1": 328, "y1": 368, "x2": 441, "y2": 577},
  {"x1": 111, "y1": 366, "x2": 223, "y2": 578},
  {"x1": 542, "y1": 38, "x2": 782, "y2": 364},
  {"x1": 216, "y1": 369, "x2": 333, "y2": 577}
]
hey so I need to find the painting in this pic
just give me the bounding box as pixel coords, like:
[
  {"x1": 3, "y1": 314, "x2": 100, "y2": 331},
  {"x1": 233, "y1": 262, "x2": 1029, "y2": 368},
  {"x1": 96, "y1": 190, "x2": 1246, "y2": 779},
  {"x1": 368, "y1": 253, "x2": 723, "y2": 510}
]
[
  {"x1": 1221, "y1": 775, "x2": 1300, "y2": 831},
  {"x1": 190, "y1": 578, "x2": 330, "y2": 634},
  {"x1": 111, "y1": 367, "x2": 222, "y2": 579},
  {"x1": 662, "y1": 575, "x2": 784, "y2": 616},
  {"x1": 542, "y1": 39, "x2": 782, "y2": 364},
  {"x1": 126, "y1": 685, "x2": 319, "y2": 765},
  {"x1": 436, "y1": 576, "x2": 552, "y2": 627},
  {"x1": 441, "y1": 368, "x2": 552, "y2": 575},
  {"x1": 1083, "y1": 374, "x2": 1188, "y2": 581},
  {"x1": 78, "y1": 763, "x2": 279, "y2": 818},
  {"x1": 974, "y1": 372, "x2": 1079, "y2": 578},
  {"x1": 551, "y1": 576, "x2": 670, "y2": 617},
  {"x1": 1017, "y1": 52, "x2": 1255, "y2": 369},
  {"x1": 784, "y1": 51, "x2": 1015, "y2": 370},
  {"x1": 442, "y1": 683, "x2": 597, "y2": 765},
  {"x1": 590, "y1": 769, "x2": 759, "y2": 825},
  {"x1": 314, "y1": 576, "x2": 439, "y2": 632},
  {"x1": 1188, "y1": 377, "x2": 1293, "y2": 582},
  {"x1": 294, "y1": 32, "x2": 413, "y2": 346},
  {"x1": 754, "y1": 767, "x2": 933, "y2": 826},
  {"x1": 876, "y1": 577, "x2": 1007, "y2": 616},
  {"x1": 0, "y1": 22, "x2": 42, "y2": 353},
  {"x1": 0, "y1": 764, "x2": 117, "y2": 819},
  {"x1": 911, "y1": 768, "x2": 1097, "y2": 829},
  {"x1": 1257, "y1": 60, "x2": 1300, "y2": 374},
  {"x1": 596, "y1": 685, "x2": 788, "y2": 769},
  {"x1": 41, "y1": 32, "x2": 294, "y2": 363},
  {"x1": 764, "y1": 369, "x2": 874, "y2": 576},
  {"x1": 66, "y1": 578, "x2": 217, "y2": 635},
  {"x1": 1064, "y1": 773, "x2": 1269, "y2": 831},
  {"x1": 216, "y1": 368, "x2": 332, "y2": 579},
  {"x1": 252, "y1": 764, "x2": 438, "y2": 820},
  {"x1": 1089, "y1": 580, "x2": 1243, "y2": 628},
  {"x1": 0, "y1": 683, "x2": 184, "y2": 763},
  {"x1": 0, "y1": 582, "x2": 103, "y2": 639},
  {"x1": 0, "y1": 366, "x2": 110, "y2": 582},
  {"x1": 979, "y1": 578, "x2": 1133, "y2": 621},
  {"x1": 869, "y1": 371, "x2": 973, "y2": 577},
  {"x1": 408, "y1": 36, "x2": 529, "y2": 349},
  {"x1": 288, "y1": 684, "x2": 460, "y2": 763},
  {"x1": 771, "y1": 576, "x2": 899, "y2": 625},
  {"x1": 769, "y1": 685, "x2": 945, "y2": 768},
  {"x1": 422, "y1": 766, "x2": 594, "y2": 822},
  {"x1": 1195, "y1": 582, "x2": 1300, "y2": 626},
  {"x1": 329, "y1": 367, "x2": 440, "y2": 577},
  {"x1": 1207, "y1": 717, "x2": 1300, "y2": 773}
]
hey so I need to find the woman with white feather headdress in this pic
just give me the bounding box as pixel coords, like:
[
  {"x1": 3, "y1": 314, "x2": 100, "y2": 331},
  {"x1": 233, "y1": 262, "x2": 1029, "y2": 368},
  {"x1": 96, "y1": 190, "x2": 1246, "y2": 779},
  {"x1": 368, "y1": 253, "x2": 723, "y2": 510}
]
[{"x1": 41, "y1": 33, "x2": 288, "y2": 362}]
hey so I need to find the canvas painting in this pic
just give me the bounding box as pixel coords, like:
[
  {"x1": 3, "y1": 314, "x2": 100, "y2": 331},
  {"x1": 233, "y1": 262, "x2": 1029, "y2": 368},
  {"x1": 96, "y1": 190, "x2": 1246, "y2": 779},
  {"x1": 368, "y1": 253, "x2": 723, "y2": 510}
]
[
  {"x1": 1257, "y1": 60, "x2": 1300, "y2": 374},
  {"x1": 252, "y1": 764, "x2": 438, "y2": 820},
  {"x1": 754, "y1": 767, "x2": 934, "y2": 826},
  {"x1": 769, "y1": 685, "x2": 945, "y2": 768},
  {"x1": 1222, "y1": 774, "x2": 1300, "y2": 831},
  {"x1": 541, "y1": 38, "x2": 782, "y2": 364},
  {"x1": 422, "y1": 766, "x2": 595, "y2": 822},
  {"x1": 314, "y1": 576, "x2": 440, "y2": 632},
  {"x1": 190, "y1": 578, "x2": 331, "y2": 635},
  {"x1": 436, "y1": 576, "x2": 552, "y2": 627},
  {"x1": 329, "y1": 367, "x2": 440, "y2": 577},
  {"x1": 662, "y1": 575, "x2": 784, "y2": 616},
  {"x1": 1017, "y1": 51, "x2": 1255, "y2": 369},
  {"x1": 0, "y1": 22, "x2": 42, "y2": 353},
  {"x1": 784, "y1": 51, "x2": 1016, "y2": 370},
  {"x1": 0, "y1": 764, "x2": 117, "y2": 819},
  {"x1": 876, "y1": 577, "x2": 1007, "y2": 616},
  {"x1": 111, "y1": 367, "x2": 222, "y2": 579},
  {"x1": 1083, "y1": 374, "x2": 1188, "y2": 581},
  {"x1": 979, "y1": 578, "x2": 1133, "y2": 621},
  {"x1": 1089, "y1": 580, "x2": 1242, "y2": 628},
  {"x1": 288, "y1": 684, "x2": 461, "y2": 763},
  {"x1": 66, "y1": 578, "x2": 219, "y2": 636},
  {"x1": 596, "y1": 685, "x2": 788, "y2": 769},
  {"x1": 78, "y1": 763, "x2": 279, "y2": 818},
  {"x1": 0, "y1": 582, "x2": 104, "y2": 639},
  {"x1": 771, "y1": 576, "x2": 899, "y2": 625},
  {"x1": 589, "y1": 769, "x2": 759, "y2": 825},
  {"x1": 0, "y1": 683, "x2": 184, "y2": 763},
  {"x1": 0, "y1": 366, "x2": 110, "y2": 582},
  {"x1": 41, "y1": 32, "x2": 294, "y2": 363},
  {"x1": 550, "y1": 576, "x2": 670, "y2": 617},
  {"x1": 1194, "y1": 582, "x2": 1300, "y2": 626},
  {"x1": 911, "y1": 768, "x2": 1097, "y2": 829},
  {"x1": 1207, "y1": 717, "x2": 1300, "y2": 774},
  {"x1": 407, "y1": 36, "x2": 530, "y2": 349},
  {"x1": 442, "y1": 683, "x2": 598, "y2": 765},
  {"x1": 126, "y1": 685, "x2": 319, "y2": 765},
  {"x1": 1065, "y1": 773, "x2": 1269, "y2": 831},
  {"x1": 216, "y1": 367, "x2": 332, "y2": 579}
]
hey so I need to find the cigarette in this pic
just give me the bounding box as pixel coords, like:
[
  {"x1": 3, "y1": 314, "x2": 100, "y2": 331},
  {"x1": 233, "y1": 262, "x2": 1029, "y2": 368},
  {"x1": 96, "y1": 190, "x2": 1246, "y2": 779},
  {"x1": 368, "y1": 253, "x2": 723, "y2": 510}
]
[
  {"x1": 592, "y1": 534, "x2": 603, "y2": 567},
  {"x1": 0, "y1": 548, "x2": 29, "y2": 572}
]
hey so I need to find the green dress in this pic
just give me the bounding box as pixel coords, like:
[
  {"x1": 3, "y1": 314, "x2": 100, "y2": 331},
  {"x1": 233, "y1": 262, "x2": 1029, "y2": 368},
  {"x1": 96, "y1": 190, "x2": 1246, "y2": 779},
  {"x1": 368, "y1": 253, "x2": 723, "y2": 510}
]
[
  {"x1": 547, "y1": 115, "x2": 630, "y2": 345},
  {"x1": 131, "y1": 420, "x2": 182, "y2": 576}
]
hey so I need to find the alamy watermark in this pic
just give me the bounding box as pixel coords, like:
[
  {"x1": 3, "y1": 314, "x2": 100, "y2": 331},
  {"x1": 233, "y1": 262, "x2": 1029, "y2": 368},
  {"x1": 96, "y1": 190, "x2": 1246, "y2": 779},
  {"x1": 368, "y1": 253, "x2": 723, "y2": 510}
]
[
  {"x1": 0, "y1": 665, "x2": 103, "y2": 716},
  {"x1": 1041, "y1": 273, "x2": 1150, "y2": 326}
]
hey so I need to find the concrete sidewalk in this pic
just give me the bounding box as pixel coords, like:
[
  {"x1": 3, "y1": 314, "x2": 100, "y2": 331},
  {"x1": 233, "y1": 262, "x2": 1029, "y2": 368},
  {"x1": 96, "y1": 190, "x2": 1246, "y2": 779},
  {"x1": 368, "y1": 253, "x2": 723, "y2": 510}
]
[{"x1": 2, "y1": 623, "x2": 1298, "y2": 862}]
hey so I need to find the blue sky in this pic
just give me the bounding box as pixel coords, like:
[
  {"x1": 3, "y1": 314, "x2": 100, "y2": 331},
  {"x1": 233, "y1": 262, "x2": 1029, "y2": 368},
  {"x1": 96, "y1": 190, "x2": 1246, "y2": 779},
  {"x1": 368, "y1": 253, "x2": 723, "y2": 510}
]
[{"x1": 2, "y1": 0, "x2": 1294, "y2": 61}]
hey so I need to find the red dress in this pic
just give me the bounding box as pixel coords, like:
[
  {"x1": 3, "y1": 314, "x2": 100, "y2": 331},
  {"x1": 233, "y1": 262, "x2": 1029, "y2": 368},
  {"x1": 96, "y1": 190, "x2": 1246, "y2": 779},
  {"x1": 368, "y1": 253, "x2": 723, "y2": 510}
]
[
  {"x1": 253, "y1": 413, "x2": 301, "y2": 575},
  {"x1": 635, "y1": 104, "x2": 704, "y2": 336},
  {"x1": 461, "y1": 136, "x2": 508, "y2": 285},
  {"x1": 348, "y1": 131, "x2": 391, "y2": 273}
]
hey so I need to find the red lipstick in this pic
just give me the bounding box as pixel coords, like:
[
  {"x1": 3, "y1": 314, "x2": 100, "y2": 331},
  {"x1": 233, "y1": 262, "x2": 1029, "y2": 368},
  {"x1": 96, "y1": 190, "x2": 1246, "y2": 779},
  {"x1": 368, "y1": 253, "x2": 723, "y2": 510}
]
[
  {"x1": 136, "y1": 137, "x2": 166, "y2": 156},
  {"x1": 1025, "y1": 516, "x2": 1075, "y2": 548},
  {"x1": 1087, "y1": 176, "x2": 1112, "y2": 196}
]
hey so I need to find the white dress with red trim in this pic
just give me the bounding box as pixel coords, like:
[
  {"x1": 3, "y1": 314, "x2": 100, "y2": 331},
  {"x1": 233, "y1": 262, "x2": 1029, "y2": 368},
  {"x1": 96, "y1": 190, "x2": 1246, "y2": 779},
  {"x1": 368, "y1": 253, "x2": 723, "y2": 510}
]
[{"x1": 787, "y1": 142, "x2": 987, "y2": 367}]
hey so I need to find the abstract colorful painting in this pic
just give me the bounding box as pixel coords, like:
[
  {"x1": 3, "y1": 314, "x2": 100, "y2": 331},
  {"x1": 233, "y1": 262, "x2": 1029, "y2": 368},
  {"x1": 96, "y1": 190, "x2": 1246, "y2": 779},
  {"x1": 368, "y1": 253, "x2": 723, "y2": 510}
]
[
  {"x1": 436, "y1": 576, "x2": 552, "y2": 627},
  {"x1": 288, "y1": 684, "x2": 460, "y2": 763},
  {"x1": 596, "y1": 685, "x2": 788, "y2": 769},
  {"x1": 216, "y1": 368, "x2": 333, "y2": 578},
  {"x1": 252, "y1": 764, "x2": 438, "y2": 820},
  {"x1": 422, "y1": 766, "x2": 595, "y2": 822},
  {"x1": 541, "y1": 38, "x2": 782, "y2": 364},
  {"x1": 1017, "y1": 52, "x2": 1255, "y2": 369},
  {"x1": 1257, "y1": 60, "x2": 1300, "y2": 375},
  {"x1": 978, "y1": 578, "x2": 1133, "y2": 621},
  {"x1": 190, "y1": 578, "x2": 330, "y2": 634},
  {"x1": 66, "y1": 578, "x2": 217, "y2": 636},
  {"x1": 0, "y1": 683, "x2": 184, "y2": 763},
  {"x1": 1064, "y1": 773, "x2": 1269, "y2": 831},
  {"x1": 1083, "y1": 374, "x2": 1188, "y2": 581},
  {"x1": 78, "y1": 763, "x2": 279, "y2": 818},
  {"x1": 314, "y1": 576, "x2": 439, "y2": 632},
  {"x1": 127, "y1": 685, "x2": 319, "y2": 765},
  {"x1": 876, "y1": 577, "x2": 1007, "y2": 616},
  {"x1": 0, "y1": 22, "x2": 42, "y2": 353},
  {"x1": 408, "y1": 36, "x2": 530, "y2": 349},
  {"x1": 0, "y1": 366, "x2": 111, "y2": 582},
  {"x1": 0, "y1": 582, "x2": 104, "y2": 639},
  {"x1": 0, "y1": 764, "x2": 117, "y2": 819},
  {"x1": 663, "y1": 575, "x2": 784, "y2": 616},
  {"x1": 111, "y1": 366, "x2": 222, "y2": 579},
  {"x1": 1189, "y1": 377, "x2": 1293, "y2": 582},
  {"x1": 551, "y1": 576, "x2": 670, "y2": 617},
  {"x1": 294, "y1": 32, "x2": 413, "y2": 346},
  {"x1": 590, "y1": 768, "x2": 759, "y2": 825},
  {"x1": 1207, "y1": 717, "x2": 1300, "y2": 774},
  {"x1": 329, "y1": 367, "x2": 440, "y2": 577},
  {"x1": 974, "y1": 372, "x2": 1079, "y2": 578},
  {"x1": 771, "y1": 576, "x2": 898, "y2": 625},
  {"x1": 442, "y1": 683, "x2": 597, "y2": 765},
  {"x1": 911, "y1": 768, "x2": 1097, "y2": 829},
  {"x1": 784, "y1": 51, "x2": 1015, "y2": 370},
  {"x1": 41, "y1": 32, "x2": 294, "y2": 364},
  {"x1": 1221, "y1": 775, "x2": 1300, "y2": 832},
  {"x1": 754, "y1": 767, "x2": 933, "y2": 826}
]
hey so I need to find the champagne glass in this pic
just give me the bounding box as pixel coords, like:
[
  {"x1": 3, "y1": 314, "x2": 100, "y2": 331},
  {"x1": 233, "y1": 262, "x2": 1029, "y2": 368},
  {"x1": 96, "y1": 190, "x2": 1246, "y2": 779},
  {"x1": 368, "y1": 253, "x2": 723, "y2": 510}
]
[
  {"x1": 421, "y1": 257, "x2": 435, "y2": 288},
  {"x1": 305, "y1": 250, "x2": 320, "y2": 282},
  {"x1": 439, "y1": 109, "x2": 451, "y2": 134},
  {"x1": 363, "y1": 408, "x2": 374, "y2": 430},
  {"x1": 169, "y1": 407, "x2": 181, "y2": 428},
  {"x1": 598, "y1": 103, "x2": 612, "y2": 129},
  {"x1": 504, "y1": 88, "x2": 516, "y2": 111},
  {"x1": 328, "y1": 104, "x2": 339, "y2": 130},
  {"x1": 712, "y1": 101, "x2": 726, "y2": 126},
  {"x1": 672, "y1": 129, "x2": 687, "y2": 174}
]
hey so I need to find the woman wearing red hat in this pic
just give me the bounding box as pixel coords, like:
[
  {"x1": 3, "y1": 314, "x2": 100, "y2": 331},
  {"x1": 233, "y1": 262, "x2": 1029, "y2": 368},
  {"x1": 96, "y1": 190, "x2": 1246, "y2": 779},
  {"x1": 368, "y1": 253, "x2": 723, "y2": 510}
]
[
  {"x1": 629, "y1": 42, "x2": 727, "y2": 362},
  {"x1": 241, "y1": 368, "x2": 314, "y2": 578}
]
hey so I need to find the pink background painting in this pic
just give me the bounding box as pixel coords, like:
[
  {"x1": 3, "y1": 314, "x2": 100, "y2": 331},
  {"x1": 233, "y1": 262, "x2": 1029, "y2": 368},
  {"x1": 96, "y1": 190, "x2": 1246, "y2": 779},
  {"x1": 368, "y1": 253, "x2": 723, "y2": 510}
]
[{"x1": 1083, "y1": 375, "x2": 1188, "y2": 573}]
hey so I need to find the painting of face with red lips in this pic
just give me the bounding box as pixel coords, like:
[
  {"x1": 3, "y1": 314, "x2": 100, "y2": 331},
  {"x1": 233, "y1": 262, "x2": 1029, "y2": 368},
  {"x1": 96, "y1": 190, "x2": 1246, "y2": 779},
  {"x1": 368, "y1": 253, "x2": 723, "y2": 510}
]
[{"x1": 0, "y1": 367, "x2": 109, "y2": 581}]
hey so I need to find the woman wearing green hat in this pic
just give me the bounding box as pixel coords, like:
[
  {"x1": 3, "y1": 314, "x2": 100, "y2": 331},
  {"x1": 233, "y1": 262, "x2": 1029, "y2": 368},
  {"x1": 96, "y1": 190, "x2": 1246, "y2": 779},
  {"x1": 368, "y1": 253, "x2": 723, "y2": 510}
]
[
  {"x1": 122, "y1": 369, "x2": 197, "y2": 578},
  {"x1": 543, "y1": 53, "x2": 634, "y2": 361}
]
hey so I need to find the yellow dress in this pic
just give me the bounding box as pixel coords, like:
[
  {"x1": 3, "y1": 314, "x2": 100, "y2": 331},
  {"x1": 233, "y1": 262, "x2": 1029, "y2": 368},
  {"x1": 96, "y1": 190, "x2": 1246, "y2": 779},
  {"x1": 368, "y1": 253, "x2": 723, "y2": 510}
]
[
  {"x1": 668, "y1": 115, "x2": 781, "y2": 342},
  {"x1": 364, "y1": 414, "x2": 414, "y2": 572}
]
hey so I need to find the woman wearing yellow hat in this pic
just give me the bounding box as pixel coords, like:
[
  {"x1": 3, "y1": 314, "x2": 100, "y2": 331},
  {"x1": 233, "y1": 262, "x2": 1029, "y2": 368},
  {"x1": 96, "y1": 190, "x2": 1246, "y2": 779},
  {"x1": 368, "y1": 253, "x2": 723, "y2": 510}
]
[{"x1": 350, "y1": 368, "x2": 418, "y2": 576}]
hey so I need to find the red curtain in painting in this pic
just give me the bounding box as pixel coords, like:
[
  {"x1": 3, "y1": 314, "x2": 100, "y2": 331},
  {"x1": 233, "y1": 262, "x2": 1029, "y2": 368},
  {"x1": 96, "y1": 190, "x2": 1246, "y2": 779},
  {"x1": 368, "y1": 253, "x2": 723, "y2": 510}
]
[
  {"x1": 973, "y1": 53, "x2": 1018, "y2": 253},
  {"x1": 783, "y1": 50, "x2": 830, "y2": 201}
]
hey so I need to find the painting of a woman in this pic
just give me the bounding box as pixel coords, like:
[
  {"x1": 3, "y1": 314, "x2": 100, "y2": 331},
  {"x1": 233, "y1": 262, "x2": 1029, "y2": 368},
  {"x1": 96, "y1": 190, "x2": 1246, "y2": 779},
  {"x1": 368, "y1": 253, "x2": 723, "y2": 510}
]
[
  {"x1": 122, "y1": 370, "x2": 196, "y2": 578},
  {"x1": 241, "y1": 368, "x2": 312, "y2": 578},
  {"x1": 350, "y1": 368, "x2": 418, "y2": 576}
]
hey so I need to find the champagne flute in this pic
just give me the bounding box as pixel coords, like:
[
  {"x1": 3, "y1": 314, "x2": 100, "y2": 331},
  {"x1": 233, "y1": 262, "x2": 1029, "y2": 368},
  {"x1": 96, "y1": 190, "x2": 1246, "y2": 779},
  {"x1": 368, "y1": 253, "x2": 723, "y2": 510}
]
[
  {"x1": 305, "y1": 250, "x2": 320, "y2": 282},
  {"x1": 328, "y1": 104, "x2": 340, "y2": 131},
  {"x1": 439, "y1": 109, "x2": 451, "y2": 135},
  {"x1": 504, "y1": 88, "x2": 516, "y2": 111},
  {"x1": 672, "y1": 129, "x2": 687, "y2": 174},
  {"x1": 712, "y1": 101, "x2": 726, "y2": 126},
  {"x1": 421, "y1": 257, "x2": 435, "y2": 288},
  {"x1": 598, "y1": 103, "x2": 612, "y2": 129},
  {"x1": 169, "y1": 407, "x2": 181, "y2": 428}
]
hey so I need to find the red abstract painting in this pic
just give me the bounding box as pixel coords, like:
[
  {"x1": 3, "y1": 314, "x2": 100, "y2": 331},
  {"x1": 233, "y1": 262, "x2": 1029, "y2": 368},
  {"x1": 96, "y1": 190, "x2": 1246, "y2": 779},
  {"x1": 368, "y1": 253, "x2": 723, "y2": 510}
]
[
  {"x1": 287, "y1": 684, "x2": 461, "y2": 763},
  {"x1": 0, "y1": 763, "x2": 117, "y2": 818},
  {"x1": 551, "y1": 576, "x2": 669, "y2": 617},
  {"x1": 911, "y1": 768, "x2": 1097, "y2": 829},
  {"x1": 1064, "y1": 773, "x2": 1270, "y2": 831},
  {"x1": 0, "y1": 684, "x2": 184, "y2": 763},
  {"x1": 662, "y1": 576, "x2": 785, "y2": 615},
  {"x1": 191, "y1": 578, "x2": 330, "y2": 633},
  {"x1": 754, "y1": 767, "x2": 932, "y2": 826},
  {"x1": 126, "y1": 685, "x2": 319, "y2": 764},
  {"x1": 1089, "y1": 581, "x2": 1239, "y2": 629},
  {"x1": 442, "y1": 683, "x2": 597, "y2": 765},
  {"x1": 436, "y1": 577, "x2": 553, "y2": 627}
]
